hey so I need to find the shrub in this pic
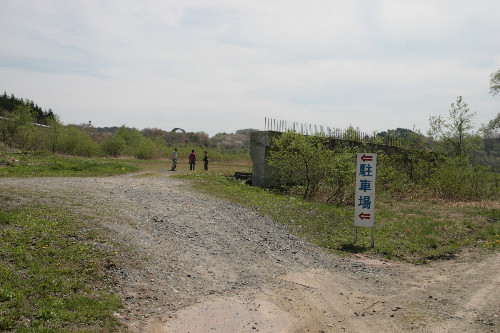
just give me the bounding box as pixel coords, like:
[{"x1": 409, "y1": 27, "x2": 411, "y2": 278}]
[
  {"x1": 323, "y1": 145, "x2": 357, "y2": 205},
  {"x1": 0, "y1": 104, "x2": 36, "y2": 147},
  {"x1": 101, "y1": 135, "x2": 126, "y2": 157},
  {"x1": 134, "y1": 137, "x2": 158, "y2": 160},
  {"x1": 115, "y1": 126, "x2": 143, "y2": 156},
  {"x1": 13, "y1": 124, "x2": 38, "y2": 150},
  {"x1": 428, "y1": 157, "x2": 496, "y2": 200},
  {"x1": 269, "y1": 131, "x2": 331, "y2": 199},
  {"x1": 57, "y1": 126, "x2": 101, "y2": 157}
]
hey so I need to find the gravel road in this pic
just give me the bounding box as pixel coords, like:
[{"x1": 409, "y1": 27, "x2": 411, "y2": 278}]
[{"x1": 1, "y1": 172, "x2": 498, "y2": 332}]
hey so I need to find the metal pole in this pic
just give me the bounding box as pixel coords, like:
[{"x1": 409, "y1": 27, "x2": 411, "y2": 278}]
[
  {"x1": 371, "y1": 227, "x2": 374, "y2": 248},
  {"x1": 354, "y1": 227, "x2": 357, "y2": 243}
]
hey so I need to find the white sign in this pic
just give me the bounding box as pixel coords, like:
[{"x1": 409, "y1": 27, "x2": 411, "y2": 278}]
[{"x1": 354, "y1": 153, "x2": 377, "y2": 228}]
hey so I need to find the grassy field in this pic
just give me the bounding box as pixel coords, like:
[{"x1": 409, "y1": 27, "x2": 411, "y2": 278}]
[
  {"x1": 0, "y1": 151, "x2": 138, "y2": 177},
  {"x1": 117, "y1": 158, "x2": 252, "y2": 177}
]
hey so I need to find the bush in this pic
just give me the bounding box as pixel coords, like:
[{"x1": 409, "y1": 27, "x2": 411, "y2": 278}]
[
  {"x1": 375, "y1": 150, "x2": 441, "y2": 198},
  {"x1": 57, "y1": 126, "x2": 101, "y2": 157},
  {"x1": 376, "y1": 152, "x2": 411, "y2": 194},
  {"x1": 115, "y1": 126, "x2": 143, "y2": 156},
  {"x1": 101, "y1": 136, "x2": 126, "y2": 157},
  {"x1": 0, "y1": 104, "x2": 36, "y2": 147},
  {"x1": 134, "y1": 138, "x2": 159, "y2": 160},
  {"x1": 428, "y1": 157, "x2": 496, "y2": 200},
  {"x1": 13, "y1": 124, "x2": 38, "y2": 150},
  {"x1": 269, "y1": 131, "x2": 331, "y2": 199},
  {"x1": 323, "y1": 145, "x2": 357, "y2": 205}
]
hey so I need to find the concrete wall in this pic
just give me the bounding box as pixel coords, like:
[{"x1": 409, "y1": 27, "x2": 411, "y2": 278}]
[
  {"x1": 249, "y1": 131, "x2": 280, "y2": 187},
  {"x1": 250, "y1": 130, "x2": 435, "y2": 188}
]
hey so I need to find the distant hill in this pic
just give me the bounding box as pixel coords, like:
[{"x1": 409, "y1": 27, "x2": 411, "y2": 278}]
[{"x1": 91, "y1": 125, "x2": 259, "y2": 150}]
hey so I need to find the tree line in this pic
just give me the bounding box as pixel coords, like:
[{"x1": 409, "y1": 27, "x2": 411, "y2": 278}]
[
  {"x1": 0, "y1": 94, "x2": 256, "y2": 161},
  {"x1": 0, "y1": 92, "x2": 55, "y2": 125}
]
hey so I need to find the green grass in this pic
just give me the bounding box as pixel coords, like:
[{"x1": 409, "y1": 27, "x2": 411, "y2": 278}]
[
  {"x1": 0, "y1": 205, "x2": 124, "y2": 332},
  {"x1": 176, "y1": 171, "x2": 500, "y2": 263},
  {"x1": 0, "y1": 151, "x2": 138, "y2": 177}
]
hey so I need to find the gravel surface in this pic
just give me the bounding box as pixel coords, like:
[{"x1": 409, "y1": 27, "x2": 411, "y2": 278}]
[{"x1": 1, "y1": 172, "x2": 498, "y2": 332}]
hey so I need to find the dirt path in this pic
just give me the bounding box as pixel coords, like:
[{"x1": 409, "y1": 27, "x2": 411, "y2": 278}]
[{"x1": 1, "y1": 173, "x2": 498, "y2": 332}]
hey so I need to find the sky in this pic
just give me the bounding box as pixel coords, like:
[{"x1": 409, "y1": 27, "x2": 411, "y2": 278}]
[{"x1": 1, "y1": 0, "x2": 499, "y2": 136}]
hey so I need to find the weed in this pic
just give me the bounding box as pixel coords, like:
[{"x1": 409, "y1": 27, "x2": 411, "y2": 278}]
[{"x1": 483, "y1": 234, "x2": 500, "y2": 248}]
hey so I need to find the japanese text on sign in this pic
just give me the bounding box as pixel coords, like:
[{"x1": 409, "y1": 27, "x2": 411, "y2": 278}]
[{"x1": 354, "y1": 153, "x2": 377, "y2": 227}]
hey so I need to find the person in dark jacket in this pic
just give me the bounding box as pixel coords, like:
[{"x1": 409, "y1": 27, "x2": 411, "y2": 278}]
[{"x1": 203, "y1": 151, "x2": 209, "y2": 171}]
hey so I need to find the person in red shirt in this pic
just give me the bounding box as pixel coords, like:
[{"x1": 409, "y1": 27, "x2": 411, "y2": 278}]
[{"x1": 189, "y1": 150, "x2": 196, "y2": 170}]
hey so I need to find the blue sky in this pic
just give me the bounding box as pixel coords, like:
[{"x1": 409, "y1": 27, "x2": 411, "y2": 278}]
[{"x1": 1, "y1": 0, "x2": 499, "y2": 136}]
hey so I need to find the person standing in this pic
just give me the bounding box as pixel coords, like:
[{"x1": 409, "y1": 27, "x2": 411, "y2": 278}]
[
  {"x1": 171, "y1": 148, "x2": 177, "y2": 171},
  {"x1": 203, "y1": 151, "x2": 209, "y2": 171},
  {"x1": 189, "y1": 150, "x2": 196, "y2": 170}
]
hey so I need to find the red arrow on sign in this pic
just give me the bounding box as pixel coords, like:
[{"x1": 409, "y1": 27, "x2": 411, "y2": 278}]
[
  {"x1": 358, "y1": 213, "x2": 371, "y2": 220},
  {"x1": 361, "y1": 154, "x2": 373, "y2": 162}
]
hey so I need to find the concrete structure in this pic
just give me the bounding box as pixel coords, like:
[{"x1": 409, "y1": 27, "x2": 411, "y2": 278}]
[
  {"x1": 171, "y1": 128, "x2": 186, "y2": 133},
  {"x1": 250, "y1": 130, "x2": 435, "y2": 188},
  {"x1": 250, "y1": 131, "x2": 280, "y2": 187}
]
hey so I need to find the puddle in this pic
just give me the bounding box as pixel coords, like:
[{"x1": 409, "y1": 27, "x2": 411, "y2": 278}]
[{"x1": 163, "y1": 297, "x2": 294, "y2": 332}]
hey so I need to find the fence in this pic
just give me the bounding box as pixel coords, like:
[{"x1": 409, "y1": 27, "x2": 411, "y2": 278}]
[{"x1": 263, "y1": 117, "x2": 415, "y2": 149}]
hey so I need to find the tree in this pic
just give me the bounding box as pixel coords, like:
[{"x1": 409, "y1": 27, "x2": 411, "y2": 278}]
[
  {"x1": 46, "y1": 116, "x2": 63, "y2": 153},
  {"x1": 115, "y1": 126, "x2": 143, "y2": 155},
  {"x1": 269, "y1": 131, "x2": 331, "y2": 199},
  {"x1": 0, "y1": 92, "x2": 55, "y2": 124},
  {"x1": 324, "y1": 144, "x2": 357, "y2": 204},
  {"x1": 490, "y1": 69, "x2": 500, "y2": 96},
  {"x1": 0, "y1": 104, "x2": 36, "y2": 147},
  {"x1": 428, "y1": 96, "x2": 481, "y2": 158},
  {"x1": 57, "y1": 125, "x2": 100, "y2": 156},
  {"x1": 482, "y1": 113, "x2": 500, "y2": 136}
]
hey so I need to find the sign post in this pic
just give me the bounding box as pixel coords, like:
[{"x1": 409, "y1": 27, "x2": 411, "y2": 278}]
[{"x1": 354, "y1": 153, "x2": 377, "y2": 247}]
